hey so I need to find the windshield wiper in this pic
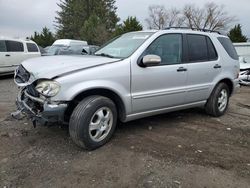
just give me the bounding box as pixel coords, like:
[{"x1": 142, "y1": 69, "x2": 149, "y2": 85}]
[{"x1": 95, "y1": 53, "x2": 115, "y2": 58}]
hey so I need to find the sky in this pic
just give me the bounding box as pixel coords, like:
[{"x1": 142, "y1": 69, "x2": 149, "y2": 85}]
[{"x1": 0, "y1": 0, "x2": 249, "y2": 39}]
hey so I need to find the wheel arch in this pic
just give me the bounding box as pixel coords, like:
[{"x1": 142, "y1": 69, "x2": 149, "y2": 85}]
[
  {"x1": 217, "y1": 78, "x2": 234, "y2": 96},
  {"x1": 64, "y1": 88, "x2": 127, "y2": 123}
]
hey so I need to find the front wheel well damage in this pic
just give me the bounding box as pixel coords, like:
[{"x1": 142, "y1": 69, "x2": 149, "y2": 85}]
[{"x1": 64, "y1": 89, "x2": 126, "y2": 123}]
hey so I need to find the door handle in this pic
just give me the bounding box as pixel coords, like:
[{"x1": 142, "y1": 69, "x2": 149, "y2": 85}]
[
  {"x1": 177, "y1": 67, "x2": 187, "y2": 72},
  {"x1": 213, "y1": 64, "x2": 221, "y2": 69},
  {"x1": 5, "y1": 54, "x2": 10, "y2": 57}
]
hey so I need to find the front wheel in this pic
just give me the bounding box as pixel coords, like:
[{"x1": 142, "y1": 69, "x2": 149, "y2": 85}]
[
  {"x1": 69, "y1": 96, "x2": 117, "y2": 150},
  {"x1": 205, "y1": 83, "x2": 229, "y2": 117}
]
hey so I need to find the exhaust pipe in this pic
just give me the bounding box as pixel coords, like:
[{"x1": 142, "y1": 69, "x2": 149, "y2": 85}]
[{"x1": 11, "y1": 110, "x2": 25, "y2": 120}]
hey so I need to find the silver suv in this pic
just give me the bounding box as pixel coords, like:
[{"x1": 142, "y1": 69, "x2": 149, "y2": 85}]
[{"x1": 13, "y1": 29, "x2": 240, "y2": 150}]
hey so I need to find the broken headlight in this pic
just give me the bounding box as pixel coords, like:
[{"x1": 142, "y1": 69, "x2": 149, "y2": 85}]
[{"x1": 35, "y1": 80, "x2": 60, "y2": 97}]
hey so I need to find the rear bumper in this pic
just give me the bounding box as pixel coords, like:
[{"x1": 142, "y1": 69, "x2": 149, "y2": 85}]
[{"x1": 16, "y1": 89, "x2": 68, "y2": 125}]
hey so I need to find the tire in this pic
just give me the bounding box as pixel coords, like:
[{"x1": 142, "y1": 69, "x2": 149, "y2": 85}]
[
  {"x1": 69, "y1": 95, "x2": 117, "y2": 150},
  {"x1": 205, "y1": 82, "x2": 229, "y2": 117}
]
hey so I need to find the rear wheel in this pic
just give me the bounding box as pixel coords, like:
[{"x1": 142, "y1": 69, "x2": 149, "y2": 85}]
[
  {"x1": 205, "y1": 83, "x2": 229, "y2": 117},
  {"x1": 69, "y1": 95, "x2": 117, "y2": 150}
]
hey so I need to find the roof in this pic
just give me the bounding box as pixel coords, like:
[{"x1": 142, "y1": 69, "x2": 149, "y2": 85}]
[
  {"x1": 0, "y1": 37, "x2": 37, "y2": 43},
  {"x1": 53, "y1": 39, "x2": 88, "y2": 46},
  {"x1": 130, "y1": 28, "x2": 225, "y2": 37}
]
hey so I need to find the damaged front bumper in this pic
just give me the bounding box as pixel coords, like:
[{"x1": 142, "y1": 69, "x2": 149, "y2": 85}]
[{"x1": 13, "y1": 89, "x2": 68, "y2": 126}]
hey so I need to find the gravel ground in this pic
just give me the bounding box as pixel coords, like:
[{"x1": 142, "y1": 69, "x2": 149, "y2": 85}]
[{"x1": 0, "y1": 76, "x2": 249, "y2": 188}]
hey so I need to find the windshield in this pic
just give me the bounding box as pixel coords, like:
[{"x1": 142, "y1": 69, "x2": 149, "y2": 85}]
[{"x1": 95, "y1": 32, "x2": 154, "y2": 58}]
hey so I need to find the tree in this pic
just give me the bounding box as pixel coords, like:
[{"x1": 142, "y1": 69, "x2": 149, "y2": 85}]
[
  {"x1": 145, "y1": 2, "x2": 235, "y2": 31},
  {"x1": 55, "y1": 0, "x2": 119, "y2": 44},
  {"x1": 145, "y1": 5, "x2": 184, "y2": 29},
  {"x1": 228, "y1": 24, "x2": 248, "y2": 42},
  {"x1": 30, "y1": 27, "x2": 56, "y2": 47},
  {"x1": 183, "y1": 2, "x2": 235, "y2": 30},
  {"x1": 80, "y1": 14, "x2": 110, "y2": 45},
  {"x1": 114, "y1": 16, "x2": 143, "y2": 36}
]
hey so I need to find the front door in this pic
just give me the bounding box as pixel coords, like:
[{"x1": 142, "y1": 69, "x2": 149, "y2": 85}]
[{"x1": 131, "y1": 34, "x2": 188, "y2": 113}]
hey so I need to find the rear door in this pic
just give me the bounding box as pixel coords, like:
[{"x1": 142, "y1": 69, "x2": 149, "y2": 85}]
[
  {"x1": 25, "y1": 42, "x2": 41, "y2": 59},
  {"x1": 184, "y1": 34, "x2": 220, "y2": 103},
  {"x1": 0, "y1": 40, "x2": 8, "y2": 73}
]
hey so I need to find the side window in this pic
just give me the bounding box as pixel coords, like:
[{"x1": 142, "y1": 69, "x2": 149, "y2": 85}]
[
  {"x1": 145, "y1": 34, "x2": 182, "y2": 65},
  {"x1": 0, "y1": 40, "x2": 7, "y2": 52},
  {"x1": 187, "y1": 34, "x2": 208, "y2": 62},
  {"x1": 206, "y1": 37, "x2": 218, "y2": 61},
  {"x1": 217, "y1": 37, "x2": 238, "y2": 60},
  {"x1": 27, "y1": 43, "x2": 39, "y2": 52},
  {"x1": 6, "y1": 41, "x2": 24, "y2": 52}
]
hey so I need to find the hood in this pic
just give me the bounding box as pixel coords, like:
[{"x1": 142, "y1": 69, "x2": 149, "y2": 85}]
[{"x1": 22, "y1": 55, "x2": 120, "y2": 79}]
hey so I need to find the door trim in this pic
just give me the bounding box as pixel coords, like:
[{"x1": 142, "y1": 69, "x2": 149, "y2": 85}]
[
  {"x1": 133, "y1": 88, "x2": 186, "y2": 99},
  {"x1": 125, "y1": 100, "x2": 206, "y2": 122}
]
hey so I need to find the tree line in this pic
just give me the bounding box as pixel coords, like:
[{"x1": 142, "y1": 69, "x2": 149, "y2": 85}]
[{"x1": 31, "y1": 0, "x2": 248, "y2": 48}]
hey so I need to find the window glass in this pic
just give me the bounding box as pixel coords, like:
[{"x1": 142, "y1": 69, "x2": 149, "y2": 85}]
[
  {"x1": 218, "y1": 37, "x2": 238, "y2": 60},
  {"x1": 0, "y1": 40, "x2": 7, "y2": 52},
  {"x1": 27, "y1": 43, "x2": 38, "y2": 52},
  {"x1": 206, "y1": 37, "x2": 218, "y2": 60},
  {"x1": 6, "y1": 41, "x2": 24, "y2": 52},
  {"x1": 95, "y1": 32, "x2": 155, "y2": 58},
  {"x1": 187, "y1": 35, "x2": 208, "y2": 62},
  {"x1": 145, "y1": 34, "x2": 182, "y2": 65}
]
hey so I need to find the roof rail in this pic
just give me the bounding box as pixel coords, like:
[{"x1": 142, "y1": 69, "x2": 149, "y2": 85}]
[{"x1": 164, "y1": 27, "x2": 221, "y2": 34}]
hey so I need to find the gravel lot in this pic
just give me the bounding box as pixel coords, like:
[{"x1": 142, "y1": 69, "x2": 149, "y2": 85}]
[{"x1": 0, "y1": 76, "x2": 249, "y2": 188}]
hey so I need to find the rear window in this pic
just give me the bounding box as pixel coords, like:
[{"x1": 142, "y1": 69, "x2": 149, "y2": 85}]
[
  {"x1": 27, "y1": 43, "x2": 39, "y2": 52},
  {"x1": 218, "y1": 37, "x2": 238, "y2": 60},
  {"x1": 0, "y1": 40, "x2": 7, "y2": 52},
  {"x1": 6, "y1": 40, "x2": 24, "y2": 52}
]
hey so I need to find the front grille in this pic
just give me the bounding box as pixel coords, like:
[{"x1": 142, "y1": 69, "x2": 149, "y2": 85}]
[{"x1": 15, "y1": 65, "x2": 30, "y2": 84}]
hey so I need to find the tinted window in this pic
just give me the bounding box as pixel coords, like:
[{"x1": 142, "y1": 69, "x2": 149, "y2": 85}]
[
  {"x1": 27, "y1": 43, "x2": 38, "y2": 52},
  {"x1": 145, "y1": 34, "x2": 182, "y2": 65},
  {"x1": 0, "y1": 40, "x2": 7, "y2": 52},
  {"x1": 218, "y1": 37, "x2": 238, "y2": 60},
  {"x1": 6, "y1": 41, "x2": 24, "y2": 52},
  {"x1": 206, "y1": 37, "x2": 218, "y2": 60},
  {"x1": 187, "y1": 35, "x2": 208, "y2": 62}
]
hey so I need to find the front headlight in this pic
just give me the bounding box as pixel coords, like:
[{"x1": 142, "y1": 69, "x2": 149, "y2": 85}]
[{"x1": 35, "y1": 80, "x2": 60, "y2": 97}]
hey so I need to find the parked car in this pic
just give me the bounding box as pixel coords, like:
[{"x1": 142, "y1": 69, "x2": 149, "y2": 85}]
[
  {"x1": 13, "y1": 29, "x2": 240, "y2": 150},
  {"x1": 38, "y1": 46, "x2": 47, "y2": 55},
  {"x1": 234, "y1": 42, "x2": 250, "y2": 56},
  {"x1": 239, "y1": 56, "x2": 250, "y2": 85},
  {"x1": 0, "y1": 38, "x2": 41, "y2": 75},
  {"x1": 58, "y1": 45, "x2": 99, "y2": 55},
  {"x1": 44, "y1": 46, "x2": 51, "y2": 53},
  {"x1": 233, "y1": 43, "x2": 250, "y2": 85},
  {"x1": 45, "y1": 39, "x2": 88, "y2": 56}
]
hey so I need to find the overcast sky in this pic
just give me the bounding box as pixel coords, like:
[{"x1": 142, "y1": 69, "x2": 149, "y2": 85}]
[{"x1": 0, "y1": 0, "x2": 249, "y2": 39}]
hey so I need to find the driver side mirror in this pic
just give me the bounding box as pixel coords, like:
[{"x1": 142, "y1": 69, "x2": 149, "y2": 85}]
[{"x1": 139, "y1": 55, "x2": 161, "y2": 67}]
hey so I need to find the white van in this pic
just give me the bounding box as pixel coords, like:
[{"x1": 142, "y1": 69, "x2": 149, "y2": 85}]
[
  {"x1": 234, "y1": 42, "x2": 250, "y2": 56},
  {"x1": 0, "y1": 38, "x2": 41, "y2": 75},
  {"x1": 46, "y1": 39, "x2": 88, "y2": 55},
  {"x1": 233, "y1": 42, "x2": 250, "y2": 66}
]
